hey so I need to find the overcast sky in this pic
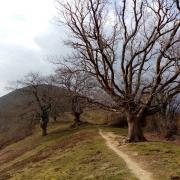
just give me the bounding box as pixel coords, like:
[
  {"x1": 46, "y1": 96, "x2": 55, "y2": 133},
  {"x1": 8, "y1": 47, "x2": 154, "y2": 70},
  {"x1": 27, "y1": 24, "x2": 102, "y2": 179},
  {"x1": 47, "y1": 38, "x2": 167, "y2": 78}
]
[{"x1": 0, "y1": 0, "x2": 68, "y2": 97}]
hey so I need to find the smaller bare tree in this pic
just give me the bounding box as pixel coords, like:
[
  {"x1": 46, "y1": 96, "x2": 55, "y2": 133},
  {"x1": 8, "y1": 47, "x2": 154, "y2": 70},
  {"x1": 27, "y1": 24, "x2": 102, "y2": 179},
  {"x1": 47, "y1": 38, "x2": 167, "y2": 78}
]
[
  {"x1": 15, "y1": 72, "x2": 63, "y2": 136},
  {"x1": 54, "y1": 66, "x2": 97, "y2": 127},
  {"x1": 150, "y1": 93, "x2": 180, "y2": 139},
  {"x1": 53, "y1": 64, "x2": 118, "y2": 127}
]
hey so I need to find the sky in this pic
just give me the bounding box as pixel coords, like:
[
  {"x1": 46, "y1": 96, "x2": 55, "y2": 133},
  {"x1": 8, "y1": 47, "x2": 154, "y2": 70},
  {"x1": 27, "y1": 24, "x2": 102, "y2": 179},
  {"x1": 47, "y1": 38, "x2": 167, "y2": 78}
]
[{"x1": 0, "y1": 0, "x2": 68, "y2": 96}]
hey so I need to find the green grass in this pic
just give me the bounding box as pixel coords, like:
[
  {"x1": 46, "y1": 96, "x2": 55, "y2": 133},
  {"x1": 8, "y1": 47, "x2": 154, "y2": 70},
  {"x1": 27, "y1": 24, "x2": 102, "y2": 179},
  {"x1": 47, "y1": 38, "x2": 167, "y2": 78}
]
[
  {"x1": 0, "y1": 123, "x2": 137, "y2": 180},
  {"x1": 111, "y1": 127, "x2": 180, "y2": 180},
  {"x1": 1, "y1": 121, "x2": 180, "y2": 180},
  {"x1": 82, "y1": 109, "x2": 110, "y2": 124},
  {"x1": 126, "y1": 141, "x2": 180, "y2": 179}
]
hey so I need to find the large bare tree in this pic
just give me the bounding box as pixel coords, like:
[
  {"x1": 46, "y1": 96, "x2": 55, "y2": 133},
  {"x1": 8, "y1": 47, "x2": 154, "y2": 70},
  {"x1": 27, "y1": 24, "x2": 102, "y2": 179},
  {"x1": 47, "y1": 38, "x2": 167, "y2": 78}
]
[{"x1": 56, "y1": 0, "x2": 180, "y2": 142}]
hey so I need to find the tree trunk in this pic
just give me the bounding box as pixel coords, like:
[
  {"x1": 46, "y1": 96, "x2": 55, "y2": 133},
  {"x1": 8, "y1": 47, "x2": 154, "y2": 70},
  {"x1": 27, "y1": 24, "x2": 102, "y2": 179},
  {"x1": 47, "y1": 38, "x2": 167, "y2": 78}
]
[
  {"x1": 164, "y1": 115, "x2": 177, "y2": 140},
  {"x1": 40, "y1": 120, "x2": 48, "y2": 136},
  {"x1": 54, "y1": 116, "x2": 57, "y2": 122},
  {"x1": 40, "y1": 109, "x2": 49, "y2": 136},
  {"x1": 127, "y1": 114, "x2": 147, "y2": 142},
  {"x1": 74, "y1": 112, "x2": 81, "y2": 124},
  {"x1": 71, "y1": 113, "x2": 82, "y2": 128}
]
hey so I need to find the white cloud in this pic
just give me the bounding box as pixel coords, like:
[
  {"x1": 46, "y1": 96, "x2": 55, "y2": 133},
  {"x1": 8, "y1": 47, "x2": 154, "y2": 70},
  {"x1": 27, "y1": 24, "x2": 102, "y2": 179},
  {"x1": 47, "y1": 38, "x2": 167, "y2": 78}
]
[
  {"x1": 0, "y1": 0, "x2": 69, "y2": 96},
  {"x1": 0, "y1": 43, "x2": 55, "y2": 96},
  {"x1": 0, "y1": 0, "x2": 56, "y2": 50}
]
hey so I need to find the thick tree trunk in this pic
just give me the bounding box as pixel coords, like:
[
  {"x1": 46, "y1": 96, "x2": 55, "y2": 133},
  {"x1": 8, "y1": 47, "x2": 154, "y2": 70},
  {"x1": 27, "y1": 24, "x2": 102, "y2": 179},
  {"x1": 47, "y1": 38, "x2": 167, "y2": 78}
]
[{"x1": 127, "y1": 114, "x2": 147, "y2": 142}]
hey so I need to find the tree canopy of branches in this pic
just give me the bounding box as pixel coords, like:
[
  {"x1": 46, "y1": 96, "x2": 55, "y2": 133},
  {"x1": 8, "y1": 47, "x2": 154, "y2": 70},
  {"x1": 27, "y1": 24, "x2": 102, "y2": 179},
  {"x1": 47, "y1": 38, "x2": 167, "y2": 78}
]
[{"x1": 56, "y1": 0, "x2": 180, "y2": 142}]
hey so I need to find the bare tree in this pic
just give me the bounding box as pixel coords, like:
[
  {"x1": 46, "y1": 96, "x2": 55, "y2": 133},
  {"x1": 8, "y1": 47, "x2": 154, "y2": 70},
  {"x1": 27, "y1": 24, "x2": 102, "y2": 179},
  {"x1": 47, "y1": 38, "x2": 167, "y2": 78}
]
[
  {"x1": 162, "y1": 96, "x2": 180, "y2": 139},
  {"x1": 16, "y1": 72, "x2": 64, "y2": 136},
  {"x1": 150, "y1": 92, "x2": 179, "y2": 138},
  {"x1": 54, "y1": 66, "x2": 98, "y2": 127},
  {"x1": 50, "y1": 100, "x2": 65, "y2": 122},
  {"x1": 56, "y1": 0, "x2": 180, "y2": 142}
]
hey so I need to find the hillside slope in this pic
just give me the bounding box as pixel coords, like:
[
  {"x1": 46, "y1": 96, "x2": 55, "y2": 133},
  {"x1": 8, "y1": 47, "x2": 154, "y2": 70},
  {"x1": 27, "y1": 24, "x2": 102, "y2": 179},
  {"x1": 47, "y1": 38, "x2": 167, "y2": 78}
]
[
  {"x1": 0, "y1": 122, "x2": 180, "y2": 180},
  {"x1": 0, "y1": 122, "x2": 137, "y2": 180},
  {"x1": 0, "y1": 89, "x2": 34, "y2": 148}
]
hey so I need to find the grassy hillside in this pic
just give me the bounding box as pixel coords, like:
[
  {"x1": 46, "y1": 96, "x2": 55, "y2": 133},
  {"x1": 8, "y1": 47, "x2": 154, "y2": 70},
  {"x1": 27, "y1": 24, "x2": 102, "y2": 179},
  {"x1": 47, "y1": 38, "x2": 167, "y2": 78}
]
[
  {"x1": 0, "y1": 122, "x2": 179, "y2": 180},
  {"x1": 0, "y1": 122, "x2": 137, "y2": 180},
  {"x1": 126, "y1": 141, "x2": 180, "y2": 179},
  {"x1": 0, "y1": 88, "x2": 179, "y2": 179},
  {"x1": 106, "y1": 128, "x2": 180, "y2": 180}
]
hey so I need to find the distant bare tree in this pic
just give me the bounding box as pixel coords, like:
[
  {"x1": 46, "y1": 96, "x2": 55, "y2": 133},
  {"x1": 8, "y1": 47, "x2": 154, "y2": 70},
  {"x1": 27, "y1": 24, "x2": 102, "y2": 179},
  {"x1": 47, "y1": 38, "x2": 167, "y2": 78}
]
[
  {"x1": 161, "y1": 95, "x2": 180, "y2": 139},
  {"x1": 54, "y1": 66, "x2": 97, "y2": 127},
  {"x1": 50, "y1": 100, "x2": 65, "y2": 122},
  {"x1": 16, "y1": 72, "x2": 64, "y2": 136},
  {"x1": 56, "y1": 0, "x2": 180, "y2": 142}
]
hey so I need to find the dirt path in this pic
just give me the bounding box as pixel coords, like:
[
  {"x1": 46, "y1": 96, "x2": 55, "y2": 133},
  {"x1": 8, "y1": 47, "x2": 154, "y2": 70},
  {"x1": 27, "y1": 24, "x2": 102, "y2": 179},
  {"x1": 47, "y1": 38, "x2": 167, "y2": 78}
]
[{"x1": 99, "y1": 129, "x2": 153, "y2": 180}]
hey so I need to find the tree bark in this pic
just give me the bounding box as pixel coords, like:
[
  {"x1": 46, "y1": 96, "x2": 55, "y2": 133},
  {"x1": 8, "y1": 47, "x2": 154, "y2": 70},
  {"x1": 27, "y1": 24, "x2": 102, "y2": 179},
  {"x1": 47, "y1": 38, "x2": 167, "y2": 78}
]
[
  {"x1": 164, "y1": 115, "x2": 177, "y2": 140},
  {"x1": 40, "y1": 120, "x2": 48, "y2": 136},
  {"x1": 126, "y1": 114, "x2": 147, "y2": 142},
  {"x1": 54, "y1": 116, "x2": 57, "y2": 122},
  {"x1": 71, "y1": 112, "x2": 83, "y2": 128},
  {"x1": 74, "y1": 112, "x2": 81, "y2": 123},
  {"x1": 40, "y1": 107, "x2": 50, "y2": 136}
]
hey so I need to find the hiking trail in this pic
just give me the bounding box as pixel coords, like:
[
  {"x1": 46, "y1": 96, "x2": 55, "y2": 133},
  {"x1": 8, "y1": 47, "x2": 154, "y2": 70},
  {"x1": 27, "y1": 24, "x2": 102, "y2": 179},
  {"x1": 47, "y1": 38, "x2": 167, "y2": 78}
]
[{"x1": 99, "y1": 129, "x2": 153, "y2": 180}]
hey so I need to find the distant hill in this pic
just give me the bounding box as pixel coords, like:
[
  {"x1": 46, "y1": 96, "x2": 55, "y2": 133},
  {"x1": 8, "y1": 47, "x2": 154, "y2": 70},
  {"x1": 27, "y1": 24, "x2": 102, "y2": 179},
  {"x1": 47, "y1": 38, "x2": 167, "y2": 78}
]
[{"x1": 0, "y1": 86, "x2": 71, "y2": 148}]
